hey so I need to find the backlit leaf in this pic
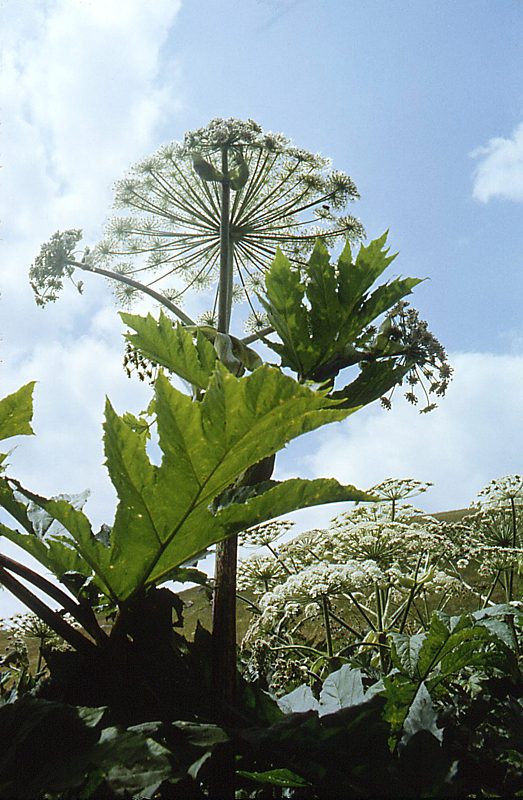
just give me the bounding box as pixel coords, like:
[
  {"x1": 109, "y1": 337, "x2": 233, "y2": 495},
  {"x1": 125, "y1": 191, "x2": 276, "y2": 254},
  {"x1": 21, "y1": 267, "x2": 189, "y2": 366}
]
[
  {"x1": 0, "y1": 383, "x2": 35, "y2": 448},
  {"x1": 2, "y1": 361, "x2": 362, "y2": 603},
  {"x1": 122, "y1": 311, "x2": 216, "y2": 389}
]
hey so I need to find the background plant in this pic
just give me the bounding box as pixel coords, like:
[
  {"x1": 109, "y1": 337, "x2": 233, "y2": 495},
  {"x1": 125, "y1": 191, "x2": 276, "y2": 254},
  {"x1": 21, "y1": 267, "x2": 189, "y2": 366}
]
[{"x1": 239, "y1": 476, "x2": 523, "y2": 692}]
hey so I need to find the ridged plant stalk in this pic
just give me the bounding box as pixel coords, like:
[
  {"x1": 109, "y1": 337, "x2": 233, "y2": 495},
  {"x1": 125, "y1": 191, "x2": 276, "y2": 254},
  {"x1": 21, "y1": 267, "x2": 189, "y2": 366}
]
[
  {"x1": 509, "y1": 496, "x2": 517, "y2": 600},
  {"x1": 321, "y1": 595, "x2": 334, "y2": 658},
  {"x1": 212, "y1": 147, "x2": 238, "y2": 725}
]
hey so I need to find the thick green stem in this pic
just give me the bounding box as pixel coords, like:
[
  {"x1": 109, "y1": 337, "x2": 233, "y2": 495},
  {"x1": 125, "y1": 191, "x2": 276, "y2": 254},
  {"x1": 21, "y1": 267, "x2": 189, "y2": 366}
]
[
  {"x1": 241, "y1": 325, "x2": 274, "y2": 345},
  {"x1": 211, "y1": 146, "x2": 238, "y2": 744},
  {"x1": 374, "y1": 583, "x2": 389, "y2": 672},
  {"x1": 398, "y1": 555, "x2": 423, "y2": 633},
  {"x1": 217, "y1": 148, "x2": 232, "y2": 334},
  {"x1": 266, "y1": 543, "x2": 293, "y2": 575},
  {"x1": 327, "y1": 607, "x2": 362, "y2": 638},
  {"x1": 343, "y1": 591, "x2": 377, "y2": 630},
  {"x1": 236, "y1": 593, "x2": 261, "y2": 615},
  {"x1": 35, "y1": 645, "x2": 43, "y2": 675},
  {"x1": 268, "y1": 643, "x2": 325, "y2": 657},
  {"x1": 482, "y1": 569, "x2": 502, "y2": 608},
  {"x1": 509, "y1": 497, "x2": 517, "y2": 600},
  {"x1": 375, "y1": 582, "x2": 384, "y2": 632}
]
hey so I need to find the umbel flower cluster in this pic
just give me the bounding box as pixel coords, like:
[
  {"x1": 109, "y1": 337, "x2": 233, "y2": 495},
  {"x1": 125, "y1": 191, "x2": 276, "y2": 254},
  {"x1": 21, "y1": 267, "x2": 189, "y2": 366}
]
[
  {"x1": 29, "y1": 229, "x2": 84, "y2": 306},
  {"x1": 238, "y1": 476, "x2": 523, "y2": 692},
  {"x1": 91, "y1": 117, "x2": 364, "y2": 325},
  {"x1": 29, "y1": 119, "x2": 364, "y2": 331}
]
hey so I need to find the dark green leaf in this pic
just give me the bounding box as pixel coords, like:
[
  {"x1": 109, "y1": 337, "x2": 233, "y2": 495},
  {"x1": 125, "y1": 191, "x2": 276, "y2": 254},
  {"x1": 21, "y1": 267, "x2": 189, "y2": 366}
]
[
  {"x1": 306, "y1": 238, "x2": 342, "y2": 350},
  {"x1": 95, "y1": 725, "x2": 171, "y2": 799},
  {"x1": 238, "y1": 767, "x2": 310, "y2": 788},
  {"x1": 356, "y1": 276, "x2": 422, "y2": 332},
  {"x1": 172, "y1": 721, "x2": 229, "y2": 748},
  {"x1": 0, "y1": 697, "x2": 100, "y2": 799},
  {"x1": 260, "y1": 234, "x2": 422, "y2": 389},
  {"x1": 260, "y1": 248, "x2": 314, "y2": 375},
  {"x1": 390, "y1": 632, "x2": 425, "y2": 678},
  {"x1": 332, "y1": 360, "x2": 409, "y2": 409},
  {"x1": 337, "y1": 232, "x2": 397, "y2": 309}
]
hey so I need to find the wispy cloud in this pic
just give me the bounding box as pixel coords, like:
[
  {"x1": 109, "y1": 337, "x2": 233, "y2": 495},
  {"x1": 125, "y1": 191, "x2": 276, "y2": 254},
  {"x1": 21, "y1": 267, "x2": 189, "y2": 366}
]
[{"x1": 471, "y1": 122, "x2": 523, "y2": 203}]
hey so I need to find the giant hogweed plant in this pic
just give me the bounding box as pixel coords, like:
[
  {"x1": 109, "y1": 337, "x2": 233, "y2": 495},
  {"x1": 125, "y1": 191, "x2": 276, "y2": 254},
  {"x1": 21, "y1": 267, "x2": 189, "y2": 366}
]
[
  {"x1": 27, "y1": 118, "x2": 370, "y2": 728},
  {"x1": 23, "y1": 237, "x2": 451, "y2": 734},
  {"x1": 2, "y1": 389, "x2": 523, "y2": 797},
  {"x1": 27, "y1": 118, "x2": 450, "y2": 744}
]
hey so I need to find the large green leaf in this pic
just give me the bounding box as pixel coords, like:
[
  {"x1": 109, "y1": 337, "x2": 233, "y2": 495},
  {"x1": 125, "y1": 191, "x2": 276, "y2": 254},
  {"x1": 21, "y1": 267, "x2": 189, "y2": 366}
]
[
  {"x1": 260, "y1": 248, "x2": 315, "y2": 375},
  {"x1": 238, "y1": 767, "x2": 310, "y2": 789},
  {"x1": 0, "y1": 697, "x2": 100, "y2": 799},
  {"x1": 0, "y1": 383, "x2": 35, "y2": 468},
  {"x1": 318, "y1": 665, "x2": 367, "y2": 716},
  {"x1": 210, "y1": 476, "x2": 370, "y2": 542},
  {"x1": 260, "y1": 234, "x2": 421, "y2": 386},
  {"x1": 0, "y1": 698, "x2": 171, "y2": 800},
  {"x1": 304, "y1": 239, "x2": 343, "y2": 352},
  {"x1": 0, "y1": 482, "x2": 100, "y2": 590},
  {"x1": 401, "y1": 682, "x2": 442, "y2": 745},
  {"x1": 415, "y1": 612, "x2": 500, "y2": 682},
  {"x1": 337, "y1": 233, "x2": 397, "y2": 309},
  {"x1": 331, "y1": 360, "x2": 410, "y2": 409},
  {"x1": 2, "y1": 363, "x2": 362, "y2": 603}
]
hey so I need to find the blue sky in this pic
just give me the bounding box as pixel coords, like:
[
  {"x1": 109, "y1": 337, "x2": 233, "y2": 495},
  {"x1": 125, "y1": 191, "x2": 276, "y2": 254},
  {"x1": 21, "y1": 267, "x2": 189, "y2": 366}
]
[
  {"x1": 1, "y1": 0, "x2": 522, "y2": 616},
  {"x1": 170, "y1": 0, "x2": 523, "y2": 353}
]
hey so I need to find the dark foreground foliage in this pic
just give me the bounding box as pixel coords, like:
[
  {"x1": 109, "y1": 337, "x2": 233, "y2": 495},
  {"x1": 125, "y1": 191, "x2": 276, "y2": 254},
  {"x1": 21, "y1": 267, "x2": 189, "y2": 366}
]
[{"x1": 1, "y1": 603, "x2": 523, "y2": 799}]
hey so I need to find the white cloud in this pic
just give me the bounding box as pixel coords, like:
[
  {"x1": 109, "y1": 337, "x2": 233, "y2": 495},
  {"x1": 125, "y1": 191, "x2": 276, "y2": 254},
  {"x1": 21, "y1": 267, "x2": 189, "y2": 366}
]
[
  {"x1": 0, "y1": 0, "x2": 183, "y2": 620},
  {"x1": 301, "y1": 351, "x2": 523, "y2": 514},
  {"x1": 0, "y1": 0, "x2": 182, "y2": 264},
  {"x1": 471, "y1": 122, "x2": 523, "y2": 202}
]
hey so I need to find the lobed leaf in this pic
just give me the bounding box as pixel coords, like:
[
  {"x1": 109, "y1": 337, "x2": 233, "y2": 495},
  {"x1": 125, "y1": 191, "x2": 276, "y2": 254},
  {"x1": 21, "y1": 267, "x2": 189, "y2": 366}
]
[
  {"x1": 260, "y1": 234, "x2": 422, "y2": 386},
  {"x1": 259, "y1": 248, "x2": 315, "y2": 375},
  {"x1": 122, "y1": 311, "x2": 216, "y2": 389},
  {"x1": 401, "y1": 682, "x2": 442, "y2": 745},
  {"x1": 318, "y1": 665, "x2": 366, "y2": 715},
  {"x1": 0, "y1": 383, "x2": 35, "y2": 450},
  {"x1": 238, "y1": 767, "x2": 310, "y2": 789}
]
